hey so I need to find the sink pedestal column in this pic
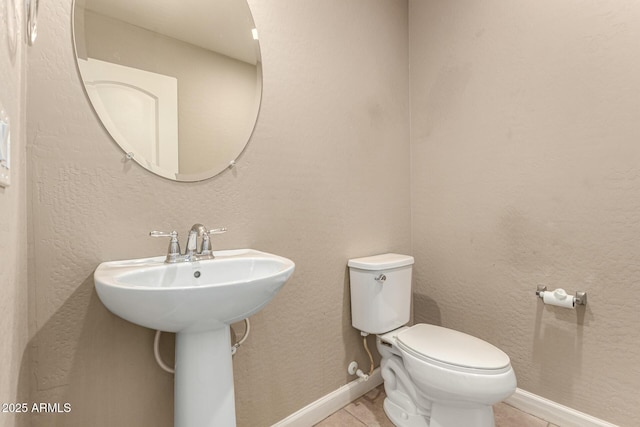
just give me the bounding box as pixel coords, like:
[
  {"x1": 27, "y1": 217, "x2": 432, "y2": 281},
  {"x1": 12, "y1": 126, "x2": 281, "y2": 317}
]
[{"x1": 175, "y1": 327, "x2": 236, "y2": 427}]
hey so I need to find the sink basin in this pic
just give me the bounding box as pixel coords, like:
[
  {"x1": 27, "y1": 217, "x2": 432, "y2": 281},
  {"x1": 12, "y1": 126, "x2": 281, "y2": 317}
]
[
  {"x1": 94, "y1": 249, "x2": 295, "y2": 427},
  {"x1": 94, "y1": 248, "x2": 295, "y2": 332}
]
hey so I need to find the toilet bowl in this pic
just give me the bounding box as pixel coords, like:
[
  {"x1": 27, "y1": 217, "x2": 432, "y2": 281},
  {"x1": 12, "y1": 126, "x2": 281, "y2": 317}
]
[
  {"x1": 378, "y1": 325, "x2": 516, "y2": 427},
  {"x1": 348, "y1": 254, "x2": 517, "y2": 427}
]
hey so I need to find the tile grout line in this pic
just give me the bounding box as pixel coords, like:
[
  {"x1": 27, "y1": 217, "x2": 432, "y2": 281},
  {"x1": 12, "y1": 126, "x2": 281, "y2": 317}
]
[{"x1": 343, "y1": 409, "x2": 368, "y2": 426}]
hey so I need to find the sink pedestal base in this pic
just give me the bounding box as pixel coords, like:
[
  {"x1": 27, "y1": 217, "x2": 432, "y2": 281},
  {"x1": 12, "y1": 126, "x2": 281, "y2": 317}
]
[{"x1": 175, "y1": 327, "x2": 236, "y2": 427}]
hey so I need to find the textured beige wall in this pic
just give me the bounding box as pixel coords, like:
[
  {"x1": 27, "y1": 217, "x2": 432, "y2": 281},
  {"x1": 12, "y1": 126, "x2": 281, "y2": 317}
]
[
  {"x1": 410, "y1": 1, "x2": 640, "y2": 425},
  {"x1": 0, "y1": 1, "x2": 29, "y2": 427},
  {"x1": 30, "y1": 1, "x2": 639, "y2": 425},
  {"x1": 26, "y1": 0, "x2": 409, "y2": 426}
]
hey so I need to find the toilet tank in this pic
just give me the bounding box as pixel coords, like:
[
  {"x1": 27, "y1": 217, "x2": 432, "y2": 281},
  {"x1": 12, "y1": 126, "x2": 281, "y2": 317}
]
[{"x1": 348, "y1": 253, "x2": 414, "y2": 335}]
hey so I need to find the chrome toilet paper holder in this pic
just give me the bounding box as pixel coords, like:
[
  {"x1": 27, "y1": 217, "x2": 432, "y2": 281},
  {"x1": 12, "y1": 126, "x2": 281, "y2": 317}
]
[{"x1": 536, "y1": 285, "x2": 587, "y2": 306}]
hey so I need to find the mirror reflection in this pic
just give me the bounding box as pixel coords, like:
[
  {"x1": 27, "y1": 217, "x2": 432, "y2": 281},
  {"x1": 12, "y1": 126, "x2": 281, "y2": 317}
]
[{"x1": 73, "y1": 0, "x2": 262, "y2": 181}]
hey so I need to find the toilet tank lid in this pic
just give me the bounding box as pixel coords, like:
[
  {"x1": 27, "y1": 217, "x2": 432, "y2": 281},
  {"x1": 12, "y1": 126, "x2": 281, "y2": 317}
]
[{"x1": 348, "y1": 253, "x2": 414, "y2": 270}]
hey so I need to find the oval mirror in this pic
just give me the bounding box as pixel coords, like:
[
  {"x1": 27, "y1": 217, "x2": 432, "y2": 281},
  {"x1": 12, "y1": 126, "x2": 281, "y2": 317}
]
[{"x1": 72, "y1": 0, "x2": 262, "y2": 181}]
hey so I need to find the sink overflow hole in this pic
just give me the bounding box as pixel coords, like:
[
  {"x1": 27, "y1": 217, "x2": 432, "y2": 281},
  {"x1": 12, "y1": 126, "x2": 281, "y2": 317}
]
[{"x1": 194, "y1": 271, "x2": 201, "y2": 278}]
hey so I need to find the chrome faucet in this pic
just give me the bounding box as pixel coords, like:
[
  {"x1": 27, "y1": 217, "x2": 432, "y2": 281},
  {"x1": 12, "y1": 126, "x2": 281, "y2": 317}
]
[{"x1": 150, "y1": 224, "x2": 227, "y2": 263}]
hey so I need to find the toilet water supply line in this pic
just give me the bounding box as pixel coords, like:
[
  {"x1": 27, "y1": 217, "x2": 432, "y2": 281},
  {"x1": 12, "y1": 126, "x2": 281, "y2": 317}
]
[
  {"x1": 153, "y1": 318, "x2": 251, "y2": 374},
  {"x1": 348, "y1": 332, "x2": 375, "y2": 381},
  {"x1": 363, "y1": 333, "x2": 375, "y2": 376}
]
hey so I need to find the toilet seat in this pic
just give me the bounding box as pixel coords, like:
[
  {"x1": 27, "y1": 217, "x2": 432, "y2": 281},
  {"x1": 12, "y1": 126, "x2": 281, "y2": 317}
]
[{"x1": 396, "y1": 324, "x2": 511, "y2": 374}]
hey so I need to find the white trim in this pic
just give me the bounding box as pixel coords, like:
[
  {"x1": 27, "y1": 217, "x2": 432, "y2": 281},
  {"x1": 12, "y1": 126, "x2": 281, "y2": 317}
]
[
  {"x1": 505, "y1": 388, "x2": 619, "y2": 427},
  {"x1": 272, "y1": 368, "x2": 383, "y2": 427},
  {"x1": 272, "y1": 376, "x2": 619, "y2": 427}
]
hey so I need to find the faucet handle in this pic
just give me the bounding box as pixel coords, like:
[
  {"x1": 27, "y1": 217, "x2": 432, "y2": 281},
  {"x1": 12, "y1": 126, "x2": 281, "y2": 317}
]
[
  {"x1": 199, "y1": 227, "x2": 227, "y2": 255},
  {"x1": 149, "y1": 230, "x2": 181, "y2": 263},
  {"x1": 208, "y1": 227, "x2": 227, "y2": 235},
  {"x1": 149, "y1": 230, "x2": 177, "y2": 238}
]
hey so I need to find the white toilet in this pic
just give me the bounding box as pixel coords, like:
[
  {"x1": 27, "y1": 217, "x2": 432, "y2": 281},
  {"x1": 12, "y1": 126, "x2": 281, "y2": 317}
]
[{"x1": 348, "y1": 253, "x2": 517, "y2": 427}]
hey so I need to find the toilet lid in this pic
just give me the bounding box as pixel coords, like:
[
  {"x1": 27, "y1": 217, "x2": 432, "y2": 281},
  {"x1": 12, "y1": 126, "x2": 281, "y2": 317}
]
[{"x1": 396, "y1": 324, "x2": 510, "y2": 370}]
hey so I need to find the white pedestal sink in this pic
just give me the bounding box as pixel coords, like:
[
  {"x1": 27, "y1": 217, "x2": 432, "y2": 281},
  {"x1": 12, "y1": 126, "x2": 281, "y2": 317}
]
[{"x1": 94, "y1": 249, "x2": 295, "y2": 427}]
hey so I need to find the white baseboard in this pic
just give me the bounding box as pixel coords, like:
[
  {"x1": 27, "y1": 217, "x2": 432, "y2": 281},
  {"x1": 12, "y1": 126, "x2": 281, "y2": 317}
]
[
  {"x1": 272, "y1": 368, "x2": 383, "y2": 427},
  {"x1": 505, "y1": 388, "x2": 619, "y2": 427},
  {"x1": 272, "y1": 374, "x2": 618, "y2": 427}
]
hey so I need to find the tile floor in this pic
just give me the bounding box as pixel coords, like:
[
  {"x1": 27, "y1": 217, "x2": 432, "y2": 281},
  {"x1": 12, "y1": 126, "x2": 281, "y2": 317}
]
[{"x1": 314, "y1": 385, "x2": 559, "y2": 427}]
